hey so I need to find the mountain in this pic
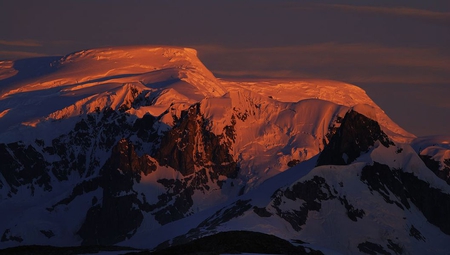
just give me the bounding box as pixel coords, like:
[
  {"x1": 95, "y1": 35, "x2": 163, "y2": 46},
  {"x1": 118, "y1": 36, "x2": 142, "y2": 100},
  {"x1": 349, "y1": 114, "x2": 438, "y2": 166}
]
[{"x1": 0, "y1": 46, "x2": 449, "y2": 254}]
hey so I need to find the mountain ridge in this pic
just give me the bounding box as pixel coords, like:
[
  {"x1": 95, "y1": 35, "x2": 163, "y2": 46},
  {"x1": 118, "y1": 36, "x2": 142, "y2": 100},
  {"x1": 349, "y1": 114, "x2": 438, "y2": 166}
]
[{"x1": 0, "y1": 46, "x2": 449, "y2": 254}]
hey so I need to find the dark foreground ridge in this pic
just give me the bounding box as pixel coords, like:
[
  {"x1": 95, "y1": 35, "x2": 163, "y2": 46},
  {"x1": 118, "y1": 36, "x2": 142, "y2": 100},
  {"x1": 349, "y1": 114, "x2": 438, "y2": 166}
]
[
  {"x1": 0, "y1": 231, "x2": 323, "y2": 255},
  {"x1": 150, "y1": 231, "x2": 323, "y2": 255},
  {"x1": 0, "y1": 245, "x2": 141, "y2": 255}
]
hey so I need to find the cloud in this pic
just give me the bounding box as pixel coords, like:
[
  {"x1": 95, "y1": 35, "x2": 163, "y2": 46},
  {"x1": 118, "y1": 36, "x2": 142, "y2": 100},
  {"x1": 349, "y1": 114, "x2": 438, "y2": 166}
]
[
  {"x1": 0, "y1": 40, "x2": 42, "y2": 47},
  {"x1": 194, "y1": 43, "x2": 450, "y2": 84},
  {"x1": 318, "y1": 4, "x2": 450, "y2": 23},
  {"x1": 0, "y1": 50, "x2": 46, "y2": 60}
]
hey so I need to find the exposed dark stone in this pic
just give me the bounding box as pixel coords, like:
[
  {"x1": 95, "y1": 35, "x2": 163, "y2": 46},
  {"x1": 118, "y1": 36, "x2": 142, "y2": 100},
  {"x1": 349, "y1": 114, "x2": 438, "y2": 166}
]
[
  {"x1": 357, "y1": 241, "x2": 390, "y2": 255},
  {"x1": 148, "y1": 168, "x2": 215, "y2": 225},
  {"x1": 361, "y1": 162, "x2": 410, "y2": 210},
  {"x1": 46, "y1": 108, "x2": 139, "y2": 181},
  {"x1": 287, "y1": 159, "x2": 301, "y2": 168},
  {"x1": 103, "y1": 139, "x2": 157, "y2": 186},
  {"x1": 47, "y1": 178, "x2": 101, "y2": 211},
  {"x1": 420, "y1": 155, "x2": 450, "y2": 185},
  {"x1": 0, "y1": 143, "x2": 51, "y2": 195},
  {"x1": 77, "y1": 195, "x2": 143, "y2": 245},
  {"x1": 409, "y1": 225, "x2": 425, "y2": 241},
  {"x1": 160, "y1": 200, "x2": 254, "y2": 249},
  {"x1": 132, "y1": 114, "x2": 160, "y2": 145},
  {"x1": 223, "y1": 114, "x2": 237, "y2": 145},
  {"x1": 189, "y1": 168, "x2": 209, "y2": 192},
  {"x1": 77, "y1": 139, "x2": 157, "y2": 245},
  {"x1": 197, "y1": 200, "x2": 252, "y2": 230},
  {"x1": 362, "y1": 162, "x2": 450, "y2": 235},
  {"x1": 152, "y1": 187, "x2": 194, "y2": 225},
  {"x1": 317, "y1": 110, "x2": 394, "y2": 166},
  {"x1": 271, "y1": 176, "x2": 336, "y2": 231},
  {"x1": 1, "y1": 229, "x2": 23, "y2": 243},
  {"x1": 324, "y1": 115, "x2": 343, "y2": 146},
  {"x1": 40, "y1": 230, "x2": 55, "y2": 239},
  {"x1": 271, "y1": 175, "x2": 366, "y2": 231},
  {"x1": 400, "y1": 171, "x2": 450, "y2": 235},
  {"x1": 154, "y1": 103, "x2": 238, "y2": 178},
  {"x1": 338, "y1": 196, "x2": 365, "y2": 221},
  {"x1": 91, "y1": 196, "x2": 98, "y2": 205},
  {"x1": 253, "y1": 206, "x2": 272, "y2": 217},
  {"x1": 238, "y1": 185, "x2": 245, "y2": 196},
  {"x1": 234, "y1": 107, "x2": 249, "y2": 122},
  {"x1": 387, "y1": 239, "x2": 403, "y2": 254}
]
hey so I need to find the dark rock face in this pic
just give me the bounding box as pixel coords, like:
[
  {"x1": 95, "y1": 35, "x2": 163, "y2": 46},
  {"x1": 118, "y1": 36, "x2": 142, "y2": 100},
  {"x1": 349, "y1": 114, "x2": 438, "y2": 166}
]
[
  {"x1": 72, "y1": 103, "x2": 240, "y2": 243},
  {"x1": 361, "y1": 162, "x2": 450, "y2": 235},
  {"x1": 253, "y1": 206, "x2": 272, "y2": 217},
  {"x1": 46, "y1": 136, "x2": 158, "y2": 245},
  {"x1": 197, "y1": 199, "x2": 252, "y2": 230},
  {"x1": 317, "y1": 110, "x2": 394, "y2": 166},
  {"x1": 160, "y1": 200, "x2": 254, "y2": 250},
  {"x1": 361, "y1": 162, "x2": 410, "y2": 210},
  {"x1": 271, "y1": 176, "x2": 332, "y2": 231},
  {"x1": 77, "y1": 139, "x2": 156, "y2": 245},
  {"x1": 357, "y1": 241, "x2": 390, "y2": 255},
  {"x1": 0, "y1": 105, "x2": 163, "y2": 196},
  {"x1": 151, "y1": 174, "x2": 198, "y2": 225},
  {"x1": 420, "y1": 155, "x2": 450, "y2": 185},
  {"x1": 271, "y1": 176, "x2": 364, "y2": 231},
  {"x1": 77, "y1": 195, "x2": 144, "y2": 245},
  {"x1": 409, "y1": 225, "x2": 425, "y2": 241},
  {"x1": 338, "y1": 196, "x2": 366, "y2": 222},
  {"x1": 0, "y1": 107, "x2": 151, "y2": 199},
  {"x1": 1, "y1": 229, "x2": 23, "y2": 243},
  {"x1": 154, "y1": 103, "x2": 238, "y2": 178},
  {"x1": 0, "y1": 143, "x2": 51, "y2": 196},
  {"x1": 47, "y1": 178, "x2": 101, "y2": 212},
  {"x1": 0, "y1": 101, "x2": 240, "y2": 245},
  {"x1": 39, "y1": 230, "x2": 55, "y2": 239},
  {"x1": 102, "y1": 139, "x2": 157, "y2": 186},
  {"x1": 401, "y1": 171, "x2": 450, "y2": 235}
]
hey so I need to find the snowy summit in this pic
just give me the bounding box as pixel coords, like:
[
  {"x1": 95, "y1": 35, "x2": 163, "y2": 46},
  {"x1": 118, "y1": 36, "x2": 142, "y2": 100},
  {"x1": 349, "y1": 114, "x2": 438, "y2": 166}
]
[{"x1": 0, "y1": 46, "x2": 449, "y2": 254}]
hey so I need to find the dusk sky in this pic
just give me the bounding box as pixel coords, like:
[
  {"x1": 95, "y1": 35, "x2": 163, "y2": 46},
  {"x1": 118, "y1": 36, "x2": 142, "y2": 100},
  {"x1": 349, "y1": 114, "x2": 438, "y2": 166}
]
[{"x1": 1, "y1": 0, "x2": 449, "y2": 137}]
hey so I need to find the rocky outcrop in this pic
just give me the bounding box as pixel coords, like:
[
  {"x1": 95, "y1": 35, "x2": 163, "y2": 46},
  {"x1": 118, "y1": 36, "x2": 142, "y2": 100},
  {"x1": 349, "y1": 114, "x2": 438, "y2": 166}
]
[
  {"x1": 0, "y1": 143, "x2": 51, "y2": 196},
  {"x1": 271, "y1": 176, "x2": 365, "y2": 231},
  {"x1": 77, "y1": 139, "x2": 156, "y2": 245},
  {"x1": 317, "y1": 110, "x2": 393, "y2": 166},
  {"x1": 420, "y1": 155, "x2": 450, "y2": 185},
  {"x1": 155, "y1": 103, "x2": 238, "y2": 178},
  {"x1": 361, "y1": 162, "x2": 450, "y2": 235}
]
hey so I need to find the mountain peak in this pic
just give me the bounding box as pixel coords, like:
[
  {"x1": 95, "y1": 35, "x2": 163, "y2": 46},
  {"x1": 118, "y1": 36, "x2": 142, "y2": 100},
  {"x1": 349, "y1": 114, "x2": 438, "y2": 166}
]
[
  {"x1": 0, "y1": 46, "x2": 227, "y2": 140},
  {"x1": 1, "y1": 45, "x2": 449, "y2": 254},
  {"x1": 317, "y1": 109, "x2": 394, "y2": 166},
  {"x1": 1, "y1": 45, "x2": 222, "y2": 96}
]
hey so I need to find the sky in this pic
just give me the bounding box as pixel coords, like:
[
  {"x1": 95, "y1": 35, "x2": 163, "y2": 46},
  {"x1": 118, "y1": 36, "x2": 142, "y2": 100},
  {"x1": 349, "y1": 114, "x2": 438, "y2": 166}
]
[{"x1": 0, "y1": 0, "x2": 449, "y2": 137}]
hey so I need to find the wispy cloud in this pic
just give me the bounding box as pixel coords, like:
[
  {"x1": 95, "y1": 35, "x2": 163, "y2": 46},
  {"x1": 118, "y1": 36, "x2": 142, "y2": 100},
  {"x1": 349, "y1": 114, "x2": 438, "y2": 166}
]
[
  {"x1": 0, "y1": 50, "x2": 46, "y2": 60},
  {"x1": 319, "y1": 4, "x2": 450, "y2": 23},
  {"x1": 194, "y1": 43, "x2": 450, "y2": 84},
  {"x1": 0, "y1": 40, "x2": 42, "y2": 47}
]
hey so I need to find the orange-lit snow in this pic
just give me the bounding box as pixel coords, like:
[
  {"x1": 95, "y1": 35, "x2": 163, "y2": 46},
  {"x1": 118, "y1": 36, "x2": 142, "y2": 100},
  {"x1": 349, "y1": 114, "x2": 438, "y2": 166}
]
[
  {"x1": 0, "y1": 46, "x2": 417, "y2": 187},
  {"x1": 1, "y1": 46, "x2": 449, "y2": 254}
]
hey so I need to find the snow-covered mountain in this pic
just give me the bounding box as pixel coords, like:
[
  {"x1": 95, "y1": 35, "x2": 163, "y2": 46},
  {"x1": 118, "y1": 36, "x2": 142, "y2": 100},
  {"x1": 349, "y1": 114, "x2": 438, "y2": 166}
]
[{"x1": 0, "y1": 46, "x2": 449, "y2": 254}]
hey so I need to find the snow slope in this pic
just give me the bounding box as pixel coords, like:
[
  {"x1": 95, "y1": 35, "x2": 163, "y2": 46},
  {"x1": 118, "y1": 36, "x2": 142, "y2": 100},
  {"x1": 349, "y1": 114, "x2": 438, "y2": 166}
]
[
  {"x1": 1, "y1": 46, "x2": 447, "y2": 254},
  {"x1": 127, "y1": 111, "x2": 450, "y2": 254},
  {"x1": 0, "y1": 45, "x2": 415, "y2": 186}
]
